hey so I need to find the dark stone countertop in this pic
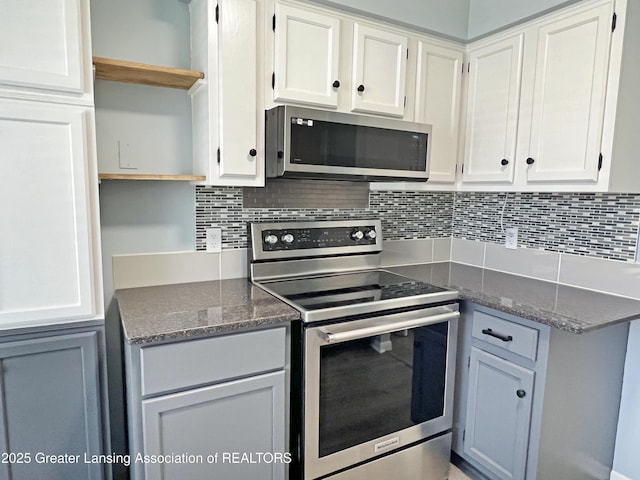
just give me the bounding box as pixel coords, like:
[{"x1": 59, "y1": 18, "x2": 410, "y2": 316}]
[
  {"x1": 116, "y1": 278, "x2": 300, "y2": 345},
  {"x1": 389, "y1": 262, "x2": 640, "y2": 334}
]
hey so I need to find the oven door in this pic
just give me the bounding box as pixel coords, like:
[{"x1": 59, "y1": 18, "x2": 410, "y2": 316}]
[{"x1": 303, "y1": 304, "x2": 459, "y2": 480}]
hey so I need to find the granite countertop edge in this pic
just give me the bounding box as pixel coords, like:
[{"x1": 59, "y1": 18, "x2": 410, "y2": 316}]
[
  {"x1": 454, "y1": 287, "x2": 640, "y2": 334},
  {"x1": 117, "y1": 263, "x2": 640, "y2": 345},
  {"x1": 389, "y1": 262, "x2": 640, "y2": 335},
  {"x1": 116, "y1": 278, "x2": 301, "y2": 346},
  {"x1": 122, "y1": 313, "x2": 300, "y2": 346}
]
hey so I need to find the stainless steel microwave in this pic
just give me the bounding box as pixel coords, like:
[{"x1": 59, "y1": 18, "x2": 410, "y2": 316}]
[{"x1": 265, "y1": 106, "x2": 432, "y2": 182}]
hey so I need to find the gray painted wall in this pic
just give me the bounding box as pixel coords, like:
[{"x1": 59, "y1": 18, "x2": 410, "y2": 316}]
[
  {"x1": 316, "y1": 0, "x2": 584, "y2": 40},
  {"x1": 466, "y1": 0, "x2": 584, "y2": 39},
  {"x1": 91, "y1": 0, "x2": 195, "y2": 307},
  {"x1": 614, "y1": 321, "x2": 640, "y2": 480},
  {"x1": 309, "y1": 0, "x2": 470, "y2": 40}
]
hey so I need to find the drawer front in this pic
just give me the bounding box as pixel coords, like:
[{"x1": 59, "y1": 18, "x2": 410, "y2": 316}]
[
  {"x1": 472, "y1": 311, "x2": 539, "y2": 361},
  {"x1": 140, "y1": 327, "x2": 286, "y2": 397}
]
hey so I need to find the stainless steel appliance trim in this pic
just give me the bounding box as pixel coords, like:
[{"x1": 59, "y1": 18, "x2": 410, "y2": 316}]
[
  {"x1": 251, "y1": 254, "x2": 383, "y2": 282},
  {"x1": 303, "y1": 305, "x2": 459, "y2": 480},
  {"x1": 321, "y1": 310, "x2": 460, "y2": 344},
  {"x1": 323, "y1": 433, "x2": 452, "y2": 480},
  {"x1": 257, "y1": 281, "x2": 458, "y2": 323},
  {"x1": 250, "y1": 220, "x2": 383, "y2": 263},
  {"x1": 266, "y1": 105, "x2": 432, "y2": 181}
]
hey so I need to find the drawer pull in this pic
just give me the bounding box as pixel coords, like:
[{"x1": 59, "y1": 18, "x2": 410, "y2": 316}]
[
  {"x1": 481, "y1": 328, "x2": 513, "y2": 342},
  {"x1": 516, "y1": 389, "x2": 526, "y2": 398}
]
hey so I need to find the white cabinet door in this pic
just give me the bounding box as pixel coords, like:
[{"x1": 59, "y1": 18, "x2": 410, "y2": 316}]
[
  {"x1": 0, "y1": 99, "x2": 97, "y2": 326},
  {"x1": 524, "y1": 2, "x2": 613, "y2": 184},
  {"x1": 273, "y1": 3, "x2": 341, "y2": 108},
  {"x1": 0, "y1": 0, "x2": 88, "y2": 95},
  {"x1": 415, "y1": 40, "x2": 464, "y2": 183},
  {"x1": 464, "y1": 347, "x2": 534, "y2": 480},
  {"x1": 462, "y1": 34, "x2": 524, "y2": 184},
  {"x1": 190, "y1": 0, "x2": 264, "y2": 186},
  {"x1": 351, "y1": 23, "x2": 408, "y2": 117},
  {"x1": 218, "y1": 0, "x2": 259, "y2": 180}
]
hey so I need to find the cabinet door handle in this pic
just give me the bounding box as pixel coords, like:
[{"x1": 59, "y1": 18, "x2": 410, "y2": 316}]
[
  {"x1": 481, "y1": 328, "x2": 513, "y2": 342},
  {"x1": 357, "y1": 84, "x2": 365, "y2": 93},
  {"x1": 332, "y1": 80, "x2": 340, "y2": 88},
  {"x1": 501, "y1": 159, "x2": 509, "y2": 166},
  {"x1": 526, "y1": 157, "x2": 535, "y2": 165},
  {"x1": 516, "y1": 389, "x2": 526, "y2": 398},
  {"x1": 249, "y1": 148, "x2": 257, "y2": 157}
]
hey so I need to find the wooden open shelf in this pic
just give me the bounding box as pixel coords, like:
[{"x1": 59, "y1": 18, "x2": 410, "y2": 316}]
[
  {"x1": 99, "y1": 173, "x2": 206, "y2": 181},
  {"x1": 93, "y1": 57, "x2": 204, "y2": 90}
]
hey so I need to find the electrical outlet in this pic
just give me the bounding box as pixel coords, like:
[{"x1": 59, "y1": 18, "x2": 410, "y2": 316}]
[
  {"x1": 505, "y1": 227, "x2": 518, "y2": 250},
  {"x1": 206, "y1": 228, "x2": 222, "y2": 253}
]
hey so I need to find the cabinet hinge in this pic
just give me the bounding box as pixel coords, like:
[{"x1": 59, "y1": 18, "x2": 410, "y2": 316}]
[
  {"x1": 612, "y1": 12, "x2": 617, "y2": 32},
  {"x1": 404, "y1": 96, "x2": 406, "y2": 108},
  {"x1": 272, "y1": 13, "x2": 276, "y2": 31},
  {"x1": 598, "y1": 153, "x2": 603, "y2": 171},
  {"x1": 215, "y1": 4, "x2": 219, "y2": 23},
  {"x1": 217, "y1": 148, "x2": 221, "y2": 164},
  {"x1": 272, "y1": 72, "x2": 275, "y2": 89},
  {"x1": 467, "y1": 356, "x2": 470, "y2": 368},
  {"x1": 463, "y1": 429, "x2": 466, "y2": 442},
  {"x1": 406, "y1": 48, "x2": 409, "y2": 59}
]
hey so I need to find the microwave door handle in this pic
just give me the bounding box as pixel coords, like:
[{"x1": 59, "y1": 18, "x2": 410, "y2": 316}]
[{"x1": 320, "y1": 310, "x2": 460, "y2": 344}]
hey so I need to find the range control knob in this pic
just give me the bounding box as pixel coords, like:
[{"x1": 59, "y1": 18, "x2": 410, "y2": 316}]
[
  {"x1": 281, "y1": 233, "x2": 295, "y2": 244},
  {"x1": 264, "y1": 234, "x2": 278, "y2": 245},
  {"x1": 351, "y1": 229, "x2": 364, "y2": 241},
  {"x1": 366, "y1": 229, "x2": 377, "y2": 240}
]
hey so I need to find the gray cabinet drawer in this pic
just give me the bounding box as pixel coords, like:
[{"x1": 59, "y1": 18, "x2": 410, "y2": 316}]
[
  {"x1": 140, "y1": 327, "x2": 286, "y2": 397},
  {"x1": 472, "y1": 311, "x2": 539, "y2": 361}
]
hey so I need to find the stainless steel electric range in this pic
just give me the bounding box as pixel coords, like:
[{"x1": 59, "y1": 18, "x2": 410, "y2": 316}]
[{"x1": 249, "y1": 219, "x2": 459, "y2": 480}]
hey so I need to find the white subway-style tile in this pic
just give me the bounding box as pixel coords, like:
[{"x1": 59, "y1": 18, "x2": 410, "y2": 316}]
[
  {"x1": 484, "y1": 244, "x2": 560, "y2": 281},
  {"x1": 451, "y1": 238, "x2": 485, "y2": 267}
]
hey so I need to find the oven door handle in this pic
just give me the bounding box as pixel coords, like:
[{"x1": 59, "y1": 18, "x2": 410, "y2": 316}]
[{"x1": 320, "y1": 310, "x2": 460, "y2": 344}]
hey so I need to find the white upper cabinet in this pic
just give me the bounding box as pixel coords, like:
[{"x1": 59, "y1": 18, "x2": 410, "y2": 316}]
[
  {"x1": 415, "y1": 40, "x2": 464, "y2": 183},
  {"x1": 0, "y1": 0, "x2": 92, "y2": 101},
  {"x1": 350, "y1": 24, "x2": 408, "y2": 117},
  {"x1": 460, "y1": 0, "x2": 622, "y2": 191},
  {"x1": 462, "y1": 34, "x2": 524, "y2": 184},
  {"x1": 523, "y1": 2, "x2": 613, "y2": 184},
  {"x1": 190, "y1": 0, "x2": 264, "y2": 186},
  {"x1": 273, "y1": 3, "x2": 341, "y2": 108},
  {"x1": 0, "y1": 100, "x2": 100, "y2": 327},
  {"x1": 269, "y1": 1, "x2": 411, "y2": 119}
]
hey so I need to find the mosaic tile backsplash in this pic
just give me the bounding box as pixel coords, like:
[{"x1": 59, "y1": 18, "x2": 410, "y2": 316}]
[
  {"x1": 195, "y1": 184, "x2": 454, "y2": 250},
  {"x1": 453, "y1": 192, "x2": 640, "y2": 262},
  {"x1": 196, "y1": 184, "x2": 640, "y2": 263}
]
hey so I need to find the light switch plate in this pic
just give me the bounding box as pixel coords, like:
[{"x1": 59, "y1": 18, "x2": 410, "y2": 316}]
[{"x1": 505, "y1": 227, "x2": 518, "y2": 250}]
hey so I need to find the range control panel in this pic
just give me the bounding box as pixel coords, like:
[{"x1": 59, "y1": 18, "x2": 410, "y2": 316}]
[
  {"x1": 250, "y1": 220, "x2": 383, "y2": 260},
  {"x1": 262, "y1": 226, "x2": 377, "y2": 251}
]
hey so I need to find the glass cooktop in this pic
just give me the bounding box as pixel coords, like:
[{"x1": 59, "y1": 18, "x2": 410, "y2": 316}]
[{"x1": 259, "y1": 270, "x2": 457, "y2": 322}]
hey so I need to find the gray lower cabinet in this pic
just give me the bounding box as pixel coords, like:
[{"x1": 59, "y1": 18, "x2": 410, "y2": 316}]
[
  {"x1": 0, "y1": 327, "x2": 105, "y2": 480},
  {"x1": 453, "y1": 304, "x2": 629, "y2": 480},
  {"x1": 465, "y1": 347, "x2": 534, "y2": 480},
  {"x1": 125, "y1": 327, "x2": 287, "y2": 480}
]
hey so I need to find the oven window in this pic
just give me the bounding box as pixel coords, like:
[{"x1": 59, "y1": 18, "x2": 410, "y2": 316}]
[{"x1": 318, "y1": 322, "x2": 448, "y2": 457}]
